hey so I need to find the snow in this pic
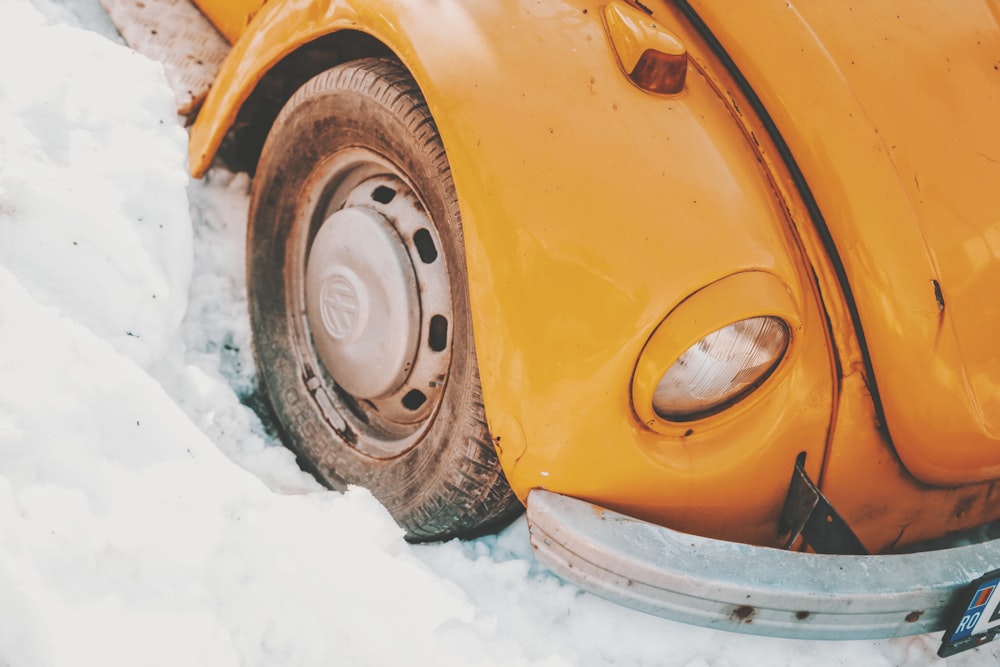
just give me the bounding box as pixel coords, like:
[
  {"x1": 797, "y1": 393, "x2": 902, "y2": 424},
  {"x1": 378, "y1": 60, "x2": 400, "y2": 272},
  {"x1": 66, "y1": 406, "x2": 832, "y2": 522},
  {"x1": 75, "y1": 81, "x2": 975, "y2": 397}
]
[{"x1": 0, "y1": 0, "x2": 994, "y2": 664}]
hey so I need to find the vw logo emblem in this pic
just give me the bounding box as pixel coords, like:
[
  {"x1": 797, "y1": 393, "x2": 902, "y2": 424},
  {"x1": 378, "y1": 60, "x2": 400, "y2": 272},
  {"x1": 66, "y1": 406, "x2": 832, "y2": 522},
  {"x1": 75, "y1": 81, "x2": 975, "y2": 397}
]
[{"x1": 320, "y1": 274, "x2": 361, "y2": 340}]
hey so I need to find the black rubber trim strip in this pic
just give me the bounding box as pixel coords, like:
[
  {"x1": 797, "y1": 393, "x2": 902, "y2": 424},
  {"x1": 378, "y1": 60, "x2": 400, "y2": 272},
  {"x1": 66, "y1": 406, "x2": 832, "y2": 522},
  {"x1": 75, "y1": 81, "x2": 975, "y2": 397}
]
[{"x1": 670, "y1": 0, "x2": 889, "y2": 434}]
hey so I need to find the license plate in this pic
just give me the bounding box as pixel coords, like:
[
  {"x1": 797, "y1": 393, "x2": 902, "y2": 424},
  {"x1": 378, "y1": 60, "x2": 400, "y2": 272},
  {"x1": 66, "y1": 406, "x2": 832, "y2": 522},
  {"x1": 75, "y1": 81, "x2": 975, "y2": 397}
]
[{"x1": 939, "y1": 569, "x2": 1000, "y2": 657}]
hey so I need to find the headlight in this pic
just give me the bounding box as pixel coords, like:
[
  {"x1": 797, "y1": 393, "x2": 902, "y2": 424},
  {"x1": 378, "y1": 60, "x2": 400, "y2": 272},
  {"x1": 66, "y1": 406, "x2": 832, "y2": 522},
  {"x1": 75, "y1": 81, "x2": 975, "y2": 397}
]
[{"x1": 652, "y1": 316, "x2": 789, "y2": 421}]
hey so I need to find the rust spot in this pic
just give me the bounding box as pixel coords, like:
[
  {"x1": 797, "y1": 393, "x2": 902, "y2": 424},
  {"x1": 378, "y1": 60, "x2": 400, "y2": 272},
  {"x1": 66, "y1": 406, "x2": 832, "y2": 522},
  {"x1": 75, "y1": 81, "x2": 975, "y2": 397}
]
[
  {"x1": 932, "y1": 279, "x2": 945, "y2": 312},
  {"x1": 731, "y1": 605, "x2": 755, "y2": 623},
  {"x1": 795, "y1": 611, "x2": 810, "y2": 620},
  {"x1": 905, "y1": 611, "x2": 923, "y2": 623},
  {"x1": 954, "y1": 495, "x2": 977, "y2": 520},
  {"x1": 339, "y1": 426, "x2": 358, "y2": 446}
]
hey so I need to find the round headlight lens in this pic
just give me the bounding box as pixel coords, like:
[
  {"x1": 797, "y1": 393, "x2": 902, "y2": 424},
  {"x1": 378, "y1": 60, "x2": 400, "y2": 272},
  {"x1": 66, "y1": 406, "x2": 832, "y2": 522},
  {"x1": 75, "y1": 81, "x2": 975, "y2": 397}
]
[{"x1": 652, "y1": 316, "x2": 789, "y2": 421}]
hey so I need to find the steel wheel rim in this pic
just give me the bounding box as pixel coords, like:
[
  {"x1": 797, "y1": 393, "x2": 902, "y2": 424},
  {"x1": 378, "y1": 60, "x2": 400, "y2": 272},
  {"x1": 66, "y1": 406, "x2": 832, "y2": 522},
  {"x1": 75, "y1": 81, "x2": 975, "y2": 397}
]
[{"x1": 288, "y1": 148, "x2": 455, "y2": 459}]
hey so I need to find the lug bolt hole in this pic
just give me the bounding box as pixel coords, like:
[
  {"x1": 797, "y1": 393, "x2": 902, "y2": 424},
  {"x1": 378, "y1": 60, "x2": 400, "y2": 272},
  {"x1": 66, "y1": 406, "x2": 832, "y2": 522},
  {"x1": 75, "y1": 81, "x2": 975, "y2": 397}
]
[
  {"x1": 429, "y1": 315, "x2": 448, "y2": 352},
  {"x1": 402, "y1": 389, "x2": 427, "y2": 411},
  {"x1": 371, "y1": 185, "x2": 396, "y2": 204},
  {"x1": 413, "y1": 228, "x2": 438, "y2": 264}
]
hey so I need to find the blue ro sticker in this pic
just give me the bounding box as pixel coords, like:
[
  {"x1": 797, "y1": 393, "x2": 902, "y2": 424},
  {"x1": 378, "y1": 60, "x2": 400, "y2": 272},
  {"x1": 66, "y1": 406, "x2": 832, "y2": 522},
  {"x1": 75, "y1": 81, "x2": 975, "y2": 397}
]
[{"x1": 939, "y1": 570, "x2": 1000, "y2": 657}]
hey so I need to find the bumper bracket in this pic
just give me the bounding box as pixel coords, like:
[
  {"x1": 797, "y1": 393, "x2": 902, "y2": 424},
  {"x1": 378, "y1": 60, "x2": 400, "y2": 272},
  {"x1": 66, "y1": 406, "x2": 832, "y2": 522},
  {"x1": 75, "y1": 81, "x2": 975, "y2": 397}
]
[{"x1": 779, "y1": 454, "x2": 868, "y2": 555}]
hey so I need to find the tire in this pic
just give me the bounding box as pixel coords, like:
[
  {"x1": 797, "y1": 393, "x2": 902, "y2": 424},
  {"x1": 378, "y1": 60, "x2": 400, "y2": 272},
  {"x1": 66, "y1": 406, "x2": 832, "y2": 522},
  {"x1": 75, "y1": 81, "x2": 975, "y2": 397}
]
[{"x1": 247, "y1": 58, "x2": 522, "y2": 541}]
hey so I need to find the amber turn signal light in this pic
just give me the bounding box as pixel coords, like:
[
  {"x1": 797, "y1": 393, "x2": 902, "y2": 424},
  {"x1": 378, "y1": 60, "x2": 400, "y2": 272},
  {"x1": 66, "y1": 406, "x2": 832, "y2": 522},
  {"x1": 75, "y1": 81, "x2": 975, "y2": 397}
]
[
  {"x1": 630, "y1": 49, "x2": 687, "y2": 95},
  {"x1": 603, "y1": 0, "x2": 688, "y2": 95}
]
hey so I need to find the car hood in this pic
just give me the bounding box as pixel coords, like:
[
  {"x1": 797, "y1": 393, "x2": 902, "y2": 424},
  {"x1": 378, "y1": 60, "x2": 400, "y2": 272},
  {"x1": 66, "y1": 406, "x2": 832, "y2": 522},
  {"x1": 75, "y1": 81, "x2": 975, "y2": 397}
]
[{"x1": 689, "y1": 0, "x2": 1000, "y2": 484}]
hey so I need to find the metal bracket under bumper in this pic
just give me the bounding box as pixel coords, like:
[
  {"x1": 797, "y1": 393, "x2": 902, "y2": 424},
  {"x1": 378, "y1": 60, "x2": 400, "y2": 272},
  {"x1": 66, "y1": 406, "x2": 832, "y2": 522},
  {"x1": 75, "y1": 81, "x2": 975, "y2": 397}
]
[{"x1": 526, "y1": 489, "x2": 1000, "y2": 640}]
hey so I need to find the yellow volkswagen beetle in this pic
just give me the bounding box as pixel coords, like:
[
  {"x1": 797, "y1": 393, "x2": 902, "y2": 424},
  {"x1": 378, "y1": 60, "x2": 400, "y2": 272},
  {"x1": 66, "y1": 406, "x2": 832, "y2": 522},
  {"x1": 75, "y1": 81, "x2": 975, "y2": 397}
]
[{"x1": 102, "y1": 0, "x2": 1000, "y2": 652}]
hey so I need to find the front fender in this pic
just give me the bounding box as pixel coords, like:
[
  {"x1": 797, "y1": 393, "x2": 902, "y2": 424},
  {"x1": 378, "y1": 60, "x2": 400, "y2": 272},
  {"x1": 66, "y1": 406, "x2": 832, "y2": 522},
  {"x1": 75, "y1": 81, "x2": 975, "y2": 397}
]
[{"x1": 192, "y1": 0, "x2": 838, "y2": 546}]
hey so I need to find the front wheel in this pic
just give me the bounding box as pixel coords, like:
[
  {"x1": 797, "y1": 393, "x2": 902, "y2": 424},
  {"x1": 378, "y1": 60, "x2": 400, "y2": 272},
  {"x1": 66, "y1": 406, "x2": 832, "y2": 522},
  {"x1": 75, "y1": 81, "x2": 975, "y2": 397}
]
[{"x1": 247, "y1": 59, "x2": 521, "y2": 540}]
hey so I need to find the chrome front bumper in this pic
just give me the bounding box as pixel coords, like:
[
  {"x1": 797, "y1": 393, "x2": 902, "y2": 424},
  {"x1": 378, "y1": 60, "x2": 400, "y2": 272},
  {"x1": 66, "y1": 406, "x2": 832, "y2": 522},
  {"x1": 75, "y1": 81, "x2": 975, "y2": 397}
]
[{"x1": 526, "y1": 489, "x2": 1000, "y2": 640}]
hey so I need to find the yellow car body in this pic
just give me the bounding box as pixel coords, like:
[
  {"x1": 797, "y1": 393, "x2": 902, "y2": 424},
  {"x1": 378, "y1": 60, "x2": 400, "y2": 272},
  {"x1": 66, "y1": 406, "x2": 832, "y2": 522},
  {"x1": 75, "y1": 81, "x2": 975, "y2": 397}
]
[
  {"x1": 185, "y1": 0, "x2": 1000, "y2": 552},
  {"x1": 110, "y1": 0, "x2": 1000, "y2": 643}
]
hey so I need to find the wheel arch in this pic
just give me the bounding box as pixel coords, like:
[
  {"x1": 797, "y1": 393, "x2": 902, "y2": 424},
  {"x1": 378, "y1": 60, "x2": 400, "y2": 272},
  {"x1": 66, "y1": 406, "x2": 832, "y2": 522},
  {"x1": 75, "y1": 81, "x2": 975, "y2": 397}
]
[
  {"x1": 189, "y1": 0, "x2": 480, "y2": 176},
  {"x1": 190, "y1": 5, "x2": 414, "y2": 174},
  {"x1": 198, "y1": 28, "x2": 395, "y2": 175}
]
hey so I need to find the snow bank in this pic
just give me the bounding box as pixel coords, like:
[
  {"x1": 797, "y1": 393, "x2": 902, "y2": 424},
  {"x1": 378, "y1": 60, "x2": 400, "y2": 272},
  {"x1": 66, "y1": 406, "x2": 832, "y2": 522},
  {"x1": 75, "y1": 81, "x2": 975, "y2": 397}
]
[
  {"x1": 0, "y1": 0, "x2": 992, "y2": 665},
  {"x1": 0, "y1": 263, "x2": 475, "y2": 666},
  {"x1": 0, "y1": 2, "x2": 190, "y2": 368},
  {"x1": 0, "y1": 6, "x2": 476, "y2": 666}
]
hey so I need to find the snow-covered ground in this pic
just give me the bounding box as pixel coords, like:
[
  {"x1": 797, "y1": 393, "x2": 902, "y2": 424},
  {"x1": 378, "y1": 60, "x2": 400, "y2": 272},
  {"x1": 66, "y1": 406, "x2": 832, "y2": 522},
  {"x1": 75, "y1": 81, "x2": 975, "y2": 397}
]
[{"x1": 0, "y1": 1, "x2": 994, "y2": 664}]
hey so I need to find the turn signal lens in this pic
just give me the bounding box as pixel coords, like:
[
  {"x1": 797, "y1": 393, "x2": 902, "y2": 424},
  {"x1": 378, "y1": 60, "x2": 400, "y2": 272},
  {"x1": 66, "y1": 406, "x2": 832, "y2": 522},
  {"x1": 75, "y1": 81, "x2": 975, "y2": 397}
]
[
  {"x1": 628, "y1": 49, "x2": 687, "y2": 95},
  {"x1": 652, "y1": 316, "x2": 789, "y2": 421},
  {"x1": 603, "y1": 0, "x2": 688, "y2": 95}
]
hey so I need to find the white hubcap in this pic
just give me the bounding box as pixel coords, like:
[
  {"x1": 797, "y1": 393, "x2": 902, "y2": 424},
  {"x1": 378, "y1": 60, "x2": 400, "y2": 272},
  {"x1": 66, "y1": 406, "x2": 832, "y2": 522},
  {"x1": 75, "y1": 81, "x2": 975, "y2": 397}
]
[{"x1": 305, "y1": 206, "x2": 420, "y2": 399}]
